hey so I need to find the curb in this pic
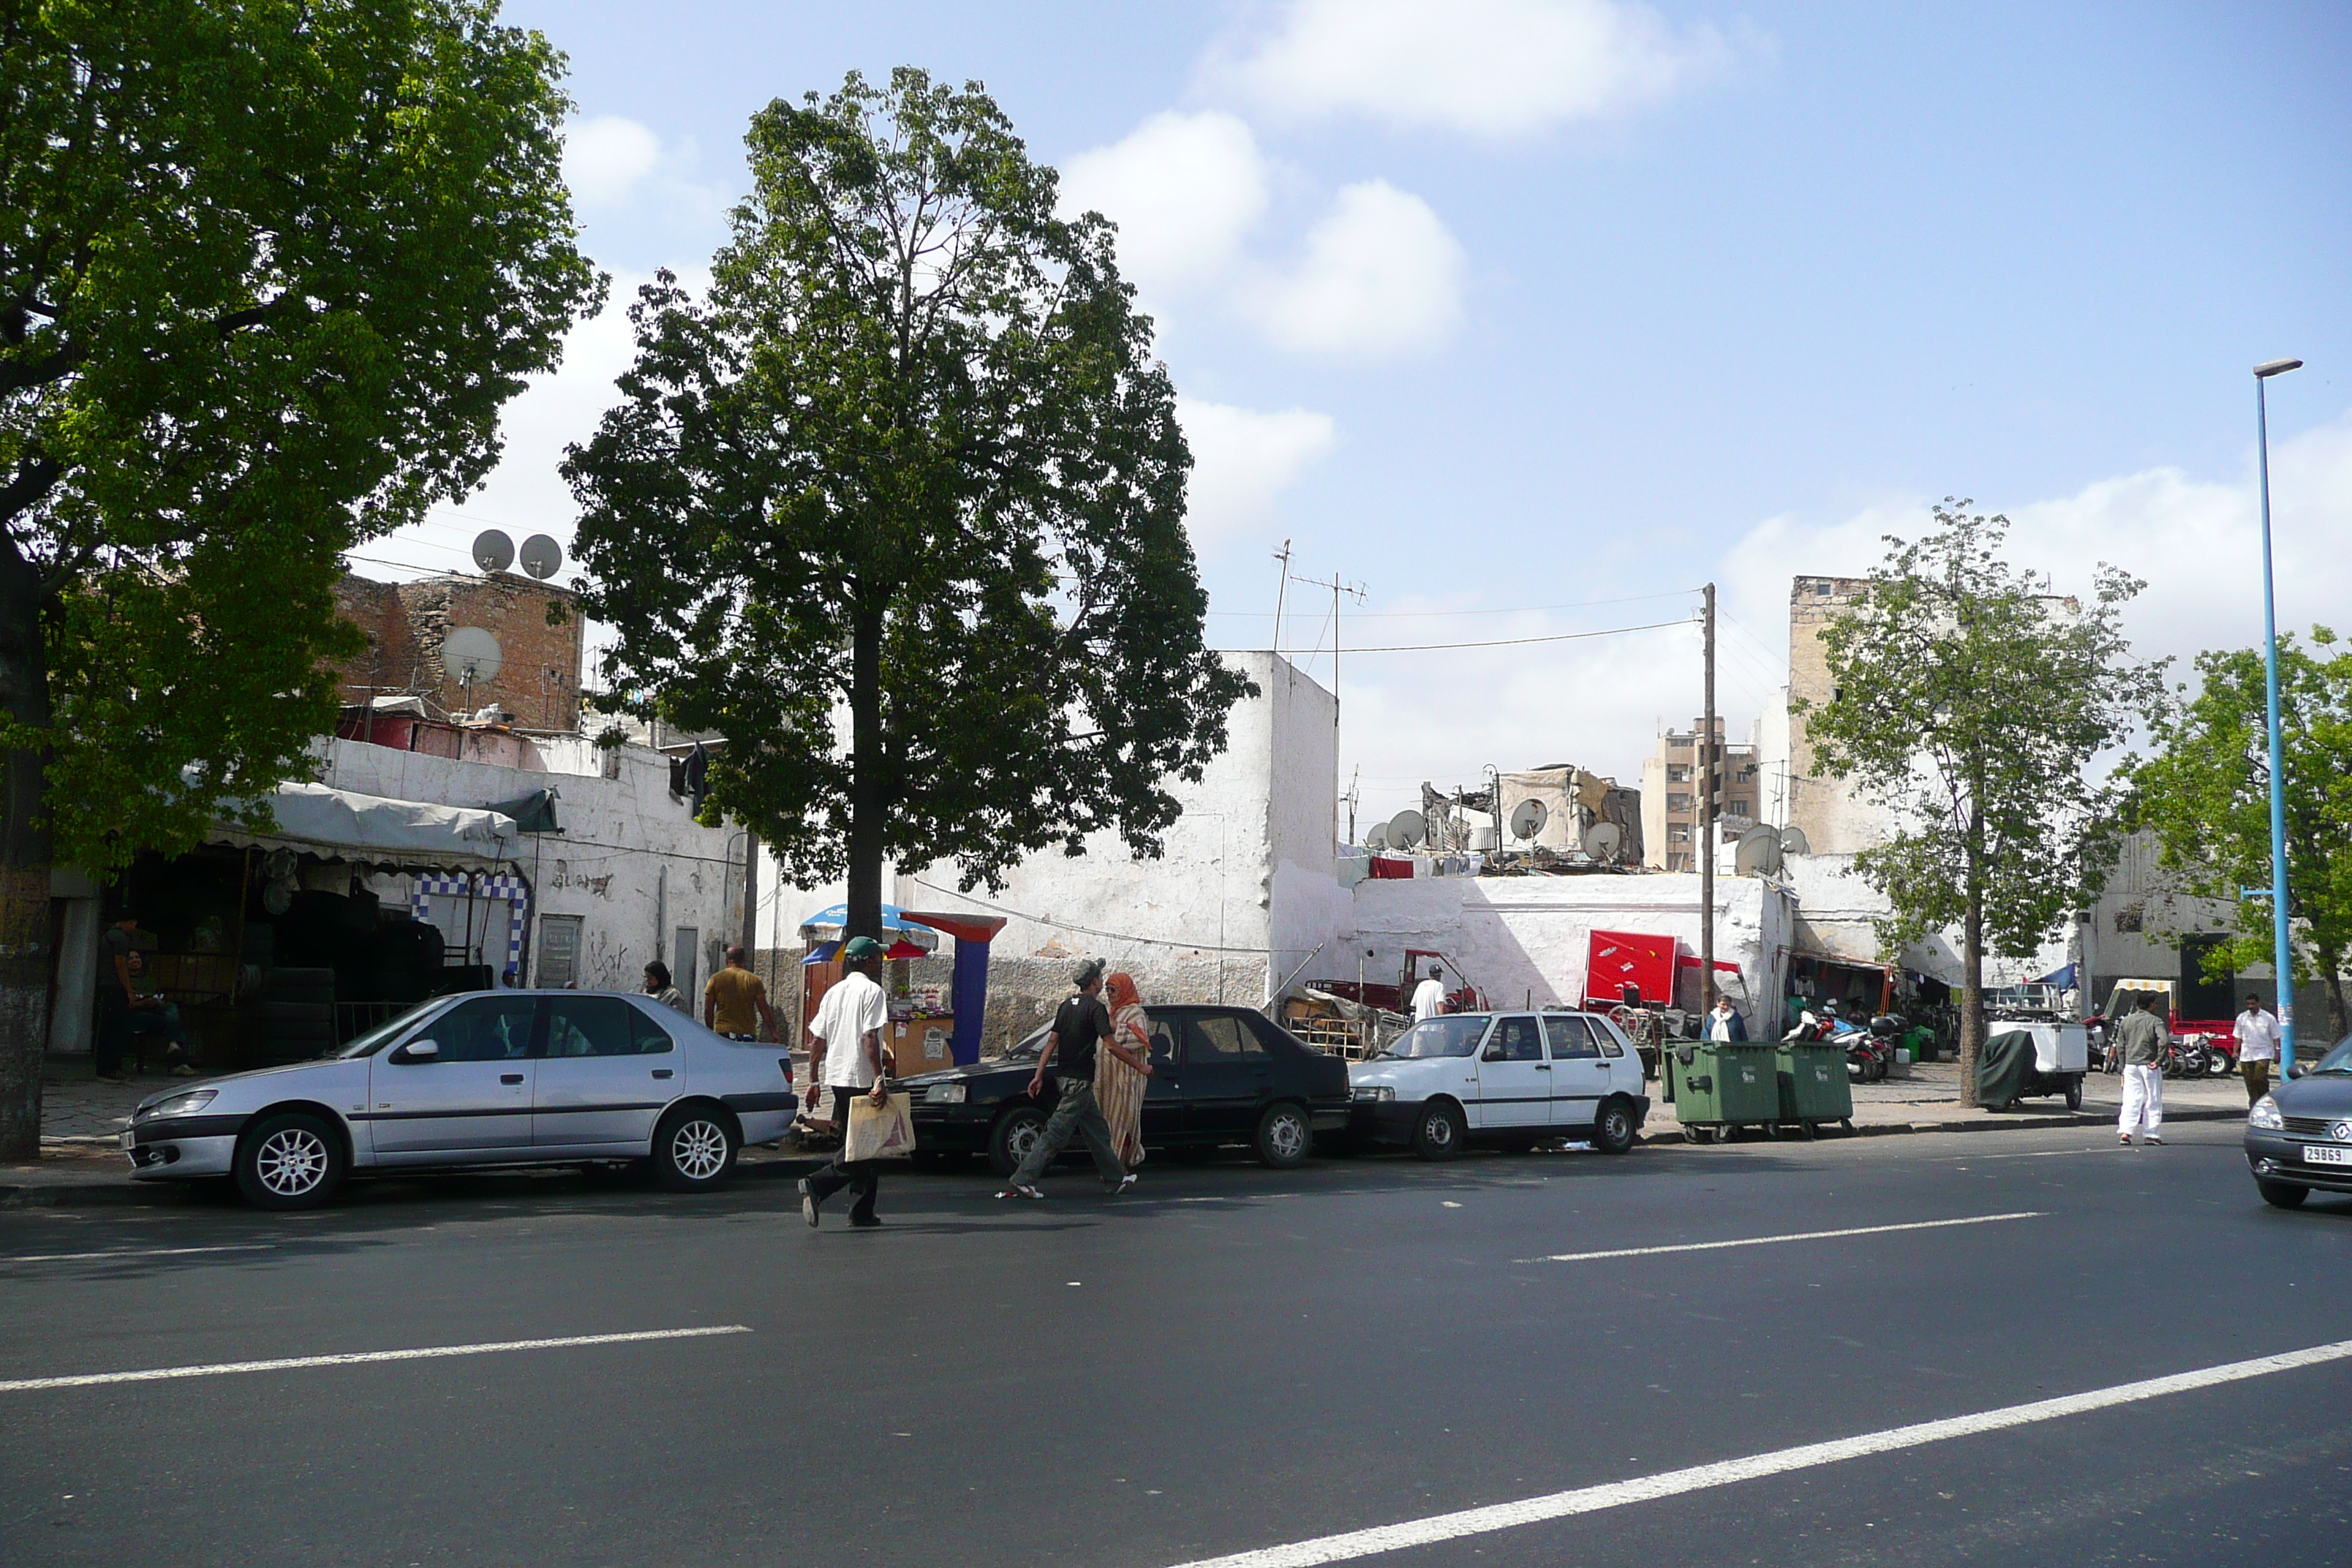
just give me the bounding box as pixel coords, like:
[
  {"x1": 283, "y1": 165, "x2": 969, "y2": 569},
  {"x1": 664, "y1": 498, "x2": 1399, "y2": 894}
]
[{"x1": 1639, "y1": 1104, "x2": 2246, "y2": 1145}]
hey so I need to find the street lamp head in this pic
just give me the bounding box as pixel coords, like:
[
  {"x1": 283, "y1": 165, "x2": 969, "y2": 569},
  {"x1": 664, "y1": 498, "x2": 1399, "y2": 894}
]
[{"x1": 2254, "y1": 358, "x2": 2304, "y2": 379}]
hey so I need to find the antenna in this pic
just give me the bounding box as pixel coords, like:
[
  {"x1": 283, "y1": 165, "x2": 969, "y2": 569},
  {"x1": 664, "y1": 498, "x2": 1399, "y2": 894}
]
[
  {"x1": 1270, "y1": 538, "x2": 1292, "y2": 656},
  {"x1": 1366, "y1": 822, "x2": 1389, "y2": 851},
  {"x1": 1289, "y1": 569, "x2": 1365, "y2": 713},
  {"x1": 471, "y1": 529, "x2": 515, "y2": 573},
  {"x1": 442, "y1": 626, "x2": 503, "y2": 713},
  {"x1": 519, "y1": 534, "x2": 565, "y2": 581},
  {"x1": 1343, "y1": 764, "x2": 1360, "y2": 844},
  {"x1": 1581, "y1": 819, "x2": 1623, "y2": 861},
  {"x1": 1735, "y1": 825, "x2": 1782, "y2": 877},
  {"x1": 1509, "y1": 797, "x2": 1548, "y2": 843},
  {"x1": 1387, "y1": 809, "x2": 1426, "y2": 851}
]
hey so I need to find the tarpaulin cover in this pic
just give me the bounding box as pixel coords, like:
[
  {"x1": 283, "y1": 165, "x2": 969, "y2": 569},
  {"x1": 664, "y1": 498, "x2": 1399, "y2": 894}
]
[
  {"x1": 1587, "y1": 929, "x2": 1678, "y2": 1006},
  {"x1": 795, "y1": 902, "x2": 939, "y2": 954},
  {"x1": 1977, "y1": 1030, "x2": 2040, "y2": 1109},
  {"x1": 215, "y1": 783, "x2": 517, "y2": 862}
]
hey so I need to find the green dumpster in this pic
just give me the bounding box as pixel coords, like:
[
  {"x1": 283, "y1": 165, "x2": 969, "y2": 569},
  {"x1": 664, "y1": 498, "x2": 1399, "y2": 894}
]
[
  {"x1": 1774, "y1": 1041, "x2": 1854, "y2": 1137},
  {"x1": 1667, "y1": 1041, "x2": 1782, "y2": 1143}
]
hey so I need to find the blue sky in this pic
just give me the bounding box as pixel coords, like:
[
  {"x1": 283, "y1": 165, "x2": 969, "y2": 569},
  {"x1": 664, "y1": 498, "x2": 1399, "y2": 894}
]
[{"x1": 380, "y1": 1, "x2": 2352, "y2": 826}]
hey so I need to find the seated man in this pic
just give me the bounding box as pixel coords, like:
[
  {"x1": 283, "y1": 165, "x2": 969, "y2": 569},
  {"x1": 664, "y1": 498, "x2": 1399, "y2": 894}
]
[{"x1": 117, "y1": 949, "x2": 197, "y2": 1077}]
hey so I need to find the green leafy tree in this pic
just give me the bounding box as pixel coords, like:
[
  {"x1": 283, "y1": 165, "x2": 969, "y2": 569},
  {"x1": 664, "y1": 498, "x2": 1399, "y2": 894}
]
[
  {"x1": 0, "y1": 0, "x2": 600, "y2": 1151},
  {"x1": 2125, "y1": 632, "x2": 2352, "y2": 1040},
  {"x1": 1799, "y1": 503, "x2": 2166, "y2": 1104},
  {"x1": 564, "y1": 69, "x2": 1249, "y2": 941}
]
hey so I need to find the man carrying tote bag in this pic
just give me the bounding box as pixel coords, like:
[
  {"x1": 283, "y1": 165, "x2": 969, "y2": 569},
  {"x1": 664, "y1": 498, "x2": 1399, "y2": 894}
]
[{"x1": 801, "y1": 936, "x2": 894, "y2": 1229}]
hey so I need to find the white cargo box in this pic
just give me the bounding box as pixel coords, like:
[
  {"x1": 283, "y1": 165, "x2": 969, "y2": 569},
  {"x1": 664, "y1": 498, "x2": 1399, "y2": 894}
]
[{"x1": 2009, "y1": 1021, "x2": 2087, "y2": 1074}]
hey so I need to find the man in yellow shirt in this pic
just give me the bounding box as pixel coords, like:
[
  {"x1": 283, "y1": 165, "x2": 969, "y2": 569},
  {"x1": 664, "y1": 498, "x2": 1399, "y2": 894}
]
[{"x1": 703, "y1": 946, "x2": 779, "y2": 1041}]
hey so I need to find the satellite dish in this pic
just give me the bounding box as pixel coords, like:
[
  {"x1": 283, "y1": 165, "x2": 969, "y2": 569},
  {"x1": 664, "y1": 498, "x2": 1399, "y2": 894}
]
[
  {"x1": 442, "y1": 626, "x2": 503, "y2": 685},
  {"x1": 1735, "y1": 826, "x2": 1783, "y2": 877},
  {"x1": 471, "y1": 529, "x2": 515, "y2": 573},
  {"x1": 1509, "y1": 798, "x2": 1548, "y2": 842},
  {"x1": 1779, "y1": 824, "x2": 1812, "y2": 856},
  {"x1": 1581, "y1": 820, "x2": 1623, "y2": 859},
  {"x1": 519, "y1": 534, "x2": 565, "y2": 580},
  {"x1": 1387, "y1": 810, "x2": 1426, "y2": 851},
  {"x1": 1365, "y1": 823, "x2": 1390, "y2": 851}
]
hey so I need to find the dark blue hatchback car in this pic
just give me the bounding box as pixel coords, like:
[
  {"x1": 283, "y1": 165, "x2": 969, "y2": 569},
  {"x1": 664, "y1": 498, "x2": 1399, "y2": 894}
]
[{"x1": 2244, "y1": 1034, "x2": 2352, "y2": 1207}]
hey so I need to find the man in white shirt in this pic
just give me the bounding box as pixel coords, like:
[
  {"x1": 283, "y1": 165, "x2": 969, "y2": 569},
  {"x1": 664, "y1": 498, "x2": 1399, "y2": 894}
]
[
  {"x1": 800, "y1": 936, "x2": 891, "y2": 1229},
  {"x1": 2234, "y1": 992, "x2": 2281, "y2": 1106},
  {"x1": 1411, "y1": 965, "x2": 1448, "y2": 1022}
]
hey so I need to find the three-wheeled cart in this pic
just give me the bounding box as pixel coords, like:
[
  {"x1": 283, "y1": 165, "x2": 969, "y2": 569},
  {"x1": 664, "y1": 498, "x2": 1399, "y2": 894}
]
[{"x1": 1978, "y1": 1022, "x2": 2090, "y2": 1112}]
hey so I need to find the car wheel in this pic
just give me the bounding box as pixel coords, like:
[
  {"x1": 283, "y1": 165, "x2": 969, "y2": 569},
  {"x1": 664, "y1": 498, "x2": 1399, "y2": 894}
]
[
  {"x1": 1411, "y1": 1100, "x2": 1465, "y2": 1161},
  {"x1": 235, "y1": 1111, "x2": 346, "y2": 1210},
  {"x1": 1254, "y1": 1103, "x2": 1313, "y2": 1169},
  {"x1": 1591, "y1": 1097, "x2": 1637, "y2": 1155},
  {"x1": 2064, "y1": 1077, "x2": 2084, "y2": 1112},
  {"x1": 2257, "y1": 1177, "x2": 2310, "y2": 1210},
  {"x1": 652, "y1": 1104, "x2": 738, "y2": 1191},
  {"x1": 989, "y1": 1104, "x2": 1049, "y2": 1178}
]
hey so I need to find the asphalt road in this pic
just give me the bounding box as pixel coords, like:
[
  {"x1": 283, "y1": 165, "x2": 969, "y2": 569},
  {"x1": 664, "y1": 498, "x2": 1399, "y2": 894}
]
[{"x1": 4, "y1": 1123, "x2": 2348, "y2": 1567}]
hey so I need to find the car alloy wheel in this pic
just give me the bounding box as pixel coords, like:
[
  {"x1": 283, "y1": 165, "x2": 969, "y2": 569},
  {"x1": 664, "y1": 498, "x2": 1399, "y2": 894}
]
[
  {"x1": 671, "y1": 1118, "x2": 730, "y2": 1182},
  {"x1": 1256, "y1": 1104, "x2": 1311, "y2": 1169},
  {"x1": 255, "y1": 1126, "x2": 331, "y2": 1197}
]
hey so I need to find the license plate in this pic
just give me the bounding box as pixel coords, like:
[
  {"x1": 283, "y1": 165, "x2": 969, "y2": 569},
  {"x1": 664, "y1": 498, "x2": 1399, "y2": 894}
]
[
  {"x1": 2305, "y1": 1145, "x2": 2352, "y2": 1166},
  {"x1": 119, "y1": 1130, "x2": 135, "y2": 1153}
]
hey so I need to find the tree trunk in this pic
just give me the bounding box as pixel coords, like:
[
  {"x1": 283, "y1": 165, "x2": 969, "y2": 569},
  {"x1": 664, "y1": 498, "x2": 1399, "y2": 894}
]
[
  {"x1": 2327, "y1": 971, "x2": 2348, "y2": 1045},
  {"x1": 1956, "y1": 828, "x2": 1986, "y2": 1110},
  {"x1": 844, "y1": 594, "x2": 885, "y2": 945},
  {"x1": 0, "y1": 555, "x2": 54, "y2": 1159}
]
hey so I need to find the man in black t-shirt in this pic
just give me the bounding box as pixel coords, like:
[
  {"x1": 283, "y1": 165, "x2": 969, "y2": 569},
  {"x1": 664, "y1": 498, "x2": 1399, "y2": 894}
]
[{"x1": 996, "y1": 960, "x2": 1152, "y2": 1199}]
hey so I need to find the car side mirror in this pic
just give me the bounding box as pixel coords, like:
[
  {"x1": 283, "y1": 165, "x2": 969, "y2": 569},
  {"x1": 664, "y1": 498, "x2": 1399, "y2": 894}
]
[
  {"x1": 396, "y1": 1039, "x2": 440, "y2": 1063},
  {"x1": 2288, "y1": 1061, "x2": 2308, "y2": 1079}
]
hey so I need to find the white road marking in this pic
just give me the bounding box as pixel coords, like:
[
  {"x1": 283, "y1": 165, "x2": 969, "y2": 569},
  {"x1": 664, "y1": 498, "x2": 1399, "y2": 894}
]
[
  {"x1": 1166, "y1": 1337, "x2": 2352, "y2": 1568},
  {"x1": 0, "y1": 1325, "x2": 751, "y2": 1393},
  {"x1": 2, "y1": 1245, "x2": 274, "y2": 1264},
  {"x1": 1526, "y1": 1210, "x2": 2043, "y2": 1264}
]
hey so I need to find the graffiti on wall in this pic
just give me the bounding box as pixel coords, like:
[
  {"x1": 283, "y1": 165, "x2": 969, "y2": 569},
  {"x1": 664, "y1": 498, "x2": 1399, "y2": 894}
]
[
  {"x1": 579, "y1": 927, "x2": 633, "y2": 991},
  {"x1": 547, "y1": 859, "x2": 617, "y2": 900}
]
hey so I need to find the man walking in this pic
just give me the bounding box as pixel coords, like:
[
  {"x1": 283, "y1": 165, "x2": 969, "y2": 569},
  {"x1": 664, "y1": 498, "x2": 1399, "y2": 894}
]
[
  {"x1": 704, "y1": 944, "x2": 780, "y2": 1042},
  {"x1": 799, "y1": 935, "x2": 890, "y2": 1229},
  {"x1": 1411, "y1": 964, "x2": 1448, "y2": 1022},
  {"x1": 997, "y1": 960, "x2": 1153, "y2": 1199},
  {"x1": 2115, "y1": 995, "x2": 2167, "y2": 1146},
  {"x1": 2234, "y1": 992, "x2": 2280, "y2": 1106}
]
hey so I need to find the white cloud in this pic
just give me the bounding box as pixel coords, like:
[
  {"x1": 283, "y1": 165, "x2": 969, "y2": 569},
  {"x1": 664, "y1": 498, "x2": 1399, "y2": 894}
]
[
  {"x1": 1179, "y1": 398, "x2": 1340, "y2": 545},
  {"x1": 1059, "y1": 111, "x2": 1270, "y2": 298},
  {"x1": 1719, "y1": 410, "x2": 2352, "y2": 690},
  {"x1": 1206, "y1": 0, "x2": 1738, "y2": 137},
  {"x1": 562, "y1": 115, "x2": 666, "y2": 207},
  {"x1": 1244, "y1": 181, "x2": 1466, "y2": 358}
]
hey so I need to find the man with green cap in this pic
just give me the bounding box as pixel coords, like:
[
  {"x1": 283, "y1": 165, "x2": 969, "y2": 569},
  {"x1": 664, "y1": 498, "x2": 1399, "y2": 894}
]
[{"x1": 799, "y1": 934, "x2": 892, "y2": 1228}]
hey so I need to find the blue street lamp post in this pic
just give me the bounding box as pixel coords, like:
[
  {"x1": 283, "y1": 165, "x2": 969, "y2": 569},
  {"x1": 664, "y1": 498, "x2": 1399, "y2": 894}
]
[{"x1": 2255, "y1": 356, "x2": 2302, "y2": 1069}]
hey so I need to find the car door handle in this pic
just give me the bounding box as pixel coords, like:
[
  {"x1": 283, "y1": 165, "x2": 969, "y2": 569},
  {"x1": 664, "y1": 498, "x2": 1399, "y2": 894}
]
[
  {"x1": 651, "y1": 1068, "x2": 674, "y2": 1079},
  {"x1": 1534, "y1": 1064, "x2": 1551, "y2": 1071},
  {"x1": 501, "y1": 1074, "x2": 524, "y2": 1085}
]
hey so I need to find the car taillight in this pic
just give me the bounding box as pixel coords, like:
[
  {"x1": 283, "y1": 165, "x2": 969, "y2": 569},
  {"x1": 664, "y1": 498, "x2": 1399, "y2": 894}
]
[{"x1": 777, "y1": 1057, "x2": 794, "y2": 1082}]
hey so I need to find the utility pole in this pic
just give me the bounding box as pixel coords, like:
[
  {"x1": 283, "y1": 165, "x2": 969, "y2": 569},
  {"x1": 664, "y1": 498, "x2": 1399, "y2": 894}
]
[
  {"x1": 739, "y1": 830, "x2": 761, "y2": 970},
  {"x1": 1700, "y1": 582, "x2": 1718, "y2": 1012},
  {"x1": 1270, "y1": 539, "x2": 1293, "y2": 657}
]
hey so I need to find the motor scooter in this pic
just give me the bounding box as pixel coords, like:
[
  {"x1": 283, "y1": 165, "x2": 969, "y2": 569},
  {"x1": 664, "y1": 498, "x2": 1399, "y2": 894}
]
[{"x1": 1842, "y1": 1015, "x2": 1895, "y2": 1083}]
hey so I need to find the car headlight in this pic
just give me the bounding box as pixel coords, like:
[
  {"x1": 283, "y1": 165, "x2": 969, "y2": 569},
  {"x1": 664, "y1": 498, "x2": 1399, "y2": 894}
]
[
  {"x1": 2248, "y1": 1094, "x2": 2284, "y2": 1131},
  {"x1": 140, "y1": 1089, "x2": 217, "y2": 1122},
  {"x1": 1353, "y1": 1085, "x2": 1395, "y2": 1103},
  {"x1": 924, "y1": 1082, "x2": 968, "y2": 1105}
]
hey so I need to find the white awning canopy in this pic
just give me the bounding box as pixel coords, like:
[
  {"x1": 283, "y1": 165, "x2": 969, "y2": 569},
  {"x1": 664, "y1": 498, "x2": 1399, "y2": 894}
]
[{"x1": 211, "y1": 783, "x2": 516, "y2": 865}]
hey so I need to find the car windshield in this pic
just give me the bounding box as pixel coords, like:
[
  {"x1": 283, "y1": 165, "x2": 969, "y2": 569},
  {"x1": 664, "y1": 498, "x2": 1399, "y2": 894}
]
[
  {"x1": 336, "y1": 999, "x2": 448, "y2": 1058},
  {"x1": 1376, "y1": 1017, "x2": 1488, "y2": 1059},
  {"x1": 2308, "y1": 1037, "x2": 2352, "y2": 1075},
  {"x1": 998, "y1": 1025, "x2": 1050, "y2": 1062}
]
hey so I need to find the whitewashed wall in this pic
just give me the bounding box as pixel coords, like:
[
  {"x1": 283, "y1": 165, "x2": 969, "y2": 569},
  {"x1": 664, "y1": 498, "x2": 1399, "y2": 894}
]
[
  {"x1": 318, "y1": 736, "x2": 745, "y2": 995},
  {"x1": 1346, "y1": 873, "x2": 1792, "y2": 1029}
]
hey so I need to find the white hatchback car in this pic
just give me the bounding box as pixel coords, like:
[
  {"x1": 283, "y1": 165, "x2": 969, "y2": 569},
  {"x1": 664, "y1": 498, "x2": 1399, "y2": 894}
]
[
  {"x1": 123, "y1": 990, "x2": 798, "y2": 1208},
  {"x1": 1346, "y1": 1010, "x2": 1650, "y2": 1158}
]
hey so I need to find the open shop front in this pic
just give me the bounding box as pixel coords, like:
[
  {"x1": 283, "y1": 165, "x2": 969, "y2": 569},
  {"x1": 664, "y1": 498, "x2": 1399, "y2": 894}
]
[
  {"x1": 1785, "y1": 950, "x2": 1898, "y2": 1020},
  {"x1": 104, "y1": 784, "x2": 526, "y2": 1070}
]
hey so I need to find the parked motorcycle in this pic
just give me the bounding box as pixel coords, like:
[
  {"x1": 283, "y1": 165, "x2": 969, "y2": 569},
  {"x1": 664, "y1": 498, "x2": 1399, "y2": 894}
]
[{"x1": 2164, "y1": 1034, "x2": 2217, "y2": 1079}]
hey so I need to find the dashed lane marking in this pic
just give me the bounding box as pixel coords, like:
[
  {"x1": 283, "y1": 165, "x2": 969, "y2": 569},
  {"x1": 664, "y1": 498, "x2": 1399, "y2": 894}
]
[
  {"x1": 1165, "y1": 1336, "x2": 2352, "y2": 1567},
  {"x1": 0, "y1": 1325, "x2": 751, "y2": 1392},
  {"x1": 1523, "y1": 1210, "x2": 2043, "y2": 1264},
  {"x1": 1, "y1": 1245, "x2": 275, "y2": 1264}
]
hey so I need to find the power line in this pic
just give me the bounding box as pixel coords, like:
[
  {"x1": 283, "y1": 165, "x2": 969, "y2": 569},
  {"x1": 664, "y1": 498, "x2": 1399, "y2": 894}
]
[
  {"x1": 1207, "y1": 587, "x2": 1701, "y2": 621},
  {"x1": 1221, "y1": 616, "x2": 1690, "y2": 656}
]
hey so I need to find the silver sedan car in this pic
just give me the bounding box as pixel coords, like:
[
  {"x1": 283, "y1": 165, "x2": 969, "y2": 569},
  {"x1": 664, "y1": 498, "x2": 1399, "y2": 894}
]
[{"x1": 123, "y1": 990, "x2": 797, "y2": 1209}]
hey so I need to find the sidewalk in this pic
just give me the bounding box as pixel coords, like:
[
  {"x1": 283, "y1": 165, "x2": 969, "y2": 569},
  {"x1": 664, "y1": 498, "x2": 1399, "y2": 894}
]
[{"x1": 1639, "y1": 1058, "x2": 2254, "y2": 1142}]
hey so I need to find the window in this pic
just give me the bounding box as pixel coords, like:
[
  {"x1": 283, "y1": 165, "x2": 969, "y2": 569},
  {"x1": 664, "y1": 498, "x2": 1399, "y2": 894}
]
[
  {"x1": 630, "y1": 1001, "x2": 676, "y2": 1055},
  {"x1": 427, "y1": 996, "x2": 537, "y2": 1062},
  {"x1": 1142, "y1": 1013, "x2": 1183, "y2": 1064},
  {"x1": 543, "y1": 995, "x2": 641, "y2": 1058},
  {"x1": 1667, "y1": 793, "x2": 1693, "y2": 813},
  {"x1": 1666, "y1": 764, "x2": 1692, "y2": 783},
  {"x1": 1188, "y1": 1014, "x2": 1270, "y2": 1060},
  {"x1": 1240, "y1": 1011, "x2": 1302, "y2": 1055},
  {"x1": 1668, "y1": 824, "x2": 1692, "y2": 843},
  {"x1": 1544, "y1": 1014, "x2": 1601, "y2": 1059},
  {"x1": 1591, "y1": 1018, "x2": 1630, "y2": 1058},
  {"x1": 536, "y1": 916, "x2": 582, "y2": 988},
  {"x1": 1485, "y1": 1016, "x2": 1544, "y2": 1061},
  {"x1": 1377, "y1": 1017, "x2": 1488, "y2": 1059}
]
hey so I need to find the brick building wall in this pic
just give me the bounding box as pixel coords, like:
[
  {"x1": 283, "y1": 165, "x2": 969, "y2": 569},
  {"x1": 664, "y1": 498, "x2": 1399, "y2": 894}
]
[
  {"x1": 1783, "y1": 575, "x2": 1887, "y2": 855},
  {"x1": 328, "y1": 571, "x2": 584, "y2": 731}
]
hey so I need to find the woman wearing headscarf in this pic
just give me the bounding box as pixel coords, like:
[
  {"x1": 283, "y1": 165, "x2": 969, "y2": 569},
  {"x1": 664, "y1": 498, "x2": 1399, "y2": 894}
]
[{"x1": 1098, "y1": 971, "x2": 1150, "y2": 1171}]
